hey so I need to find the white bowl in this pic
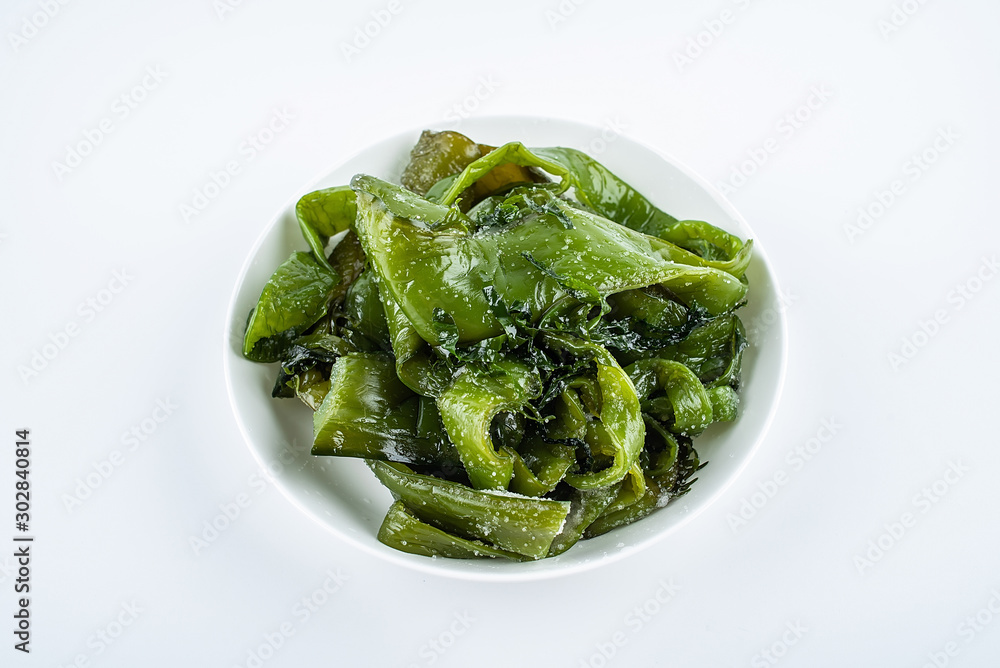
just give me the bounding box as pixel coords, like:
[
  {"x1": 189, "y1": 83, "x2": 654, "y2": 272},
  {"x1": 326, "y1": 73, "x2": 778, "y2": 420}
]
[{"x1": 223, "y1": 116, "x2": 787, "y2": 581}]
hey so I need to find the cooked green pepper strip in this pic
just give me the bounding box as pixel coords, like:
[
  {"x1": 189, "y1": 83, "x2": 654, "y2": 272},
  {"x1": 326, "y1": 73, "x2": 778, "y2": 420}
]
[
  {"x1": 504, "y1": 201, "x2": 747, "y2": 316},
  {"x1": 531, "y1": 147, "x2": 751, "y2": 277},
  {"x1": 601, "y1": 462, "x2": 648, "y2": 515},
  {"x1": 642, "y1": 415, "x2": 680, "y2": 477},
  {"x1": 707, "y1": 385, "x2": 739, "y2": 422},
  {"x1": 436, "y1": 361, "x2": 541, "y2": 490},
  {"x1": 436, "y1": 142, "x2": 570, "y2": 206},
  {"x1": 607, "y1": 288, "x2": 688, "y2": 331},
  {"x1": 295, "y1": 186, "x2": 357, "y2": 271},
  {"x1": 401, "y1": 130, "x2": 483, "y2": 196},
  {"x1": 312, "y1": 354, "x2": 459, "y2": 466},
  {"x1": 342, "y1": 269, "x2": 390, "y2": 349},
  {"x1": 377, "y1": 501, "x2": 524, "y2": 560},
  {"x1": 639, "y1": 315, "x2": 747, "y2": 388},
  {"x1": 655, "y1": 220, "x2": 753, "y2": 278},
  {"x1": 283, "y1": 368, "x2": 330, "y2": 411},
  {"x1": 627, "y1": 358, "x2": 714, "y2": 435},
  {"x1": 509, "y1": 436, "x2": 575, "y2": 497},
  {"x1": 352, "y1": 177, "x2": 746, "y2": 346},
  {"x1": 677, "y1": 314, "x2": 747, "y2": 387},
  {"x1": 270, "y1": 331, "x2": 356, "y2": 402},
  {"x1": 352, "y1": 183, "x2": 497, "y2": 343},
  {"x1": 380, "y1": 286, "x2": 451, "y2": 397},
  {"x1": 353, "y1": 173, "x2": 456, "y2": 227},
  {"x1": 545, "y1": 388, "x2": 589, "y2": 441},
  {"x1": 243, "y1": 251, "x2": 339, "y2": 362},
  {"x1": 541, "y1": 333, "x2": 644, "y2": 490},
  {"x1": 370, "y1": 461, "x2": 571, "y2": 559},
  {"x1": 530, "y1": 146, "x2": 677, "y2": 234},
  {"x1": 547, "y1": 484, "x2": 622, "y2": 556},
  {"x1": 584, "y1": 475, "x2": 668, "y2": 539}
]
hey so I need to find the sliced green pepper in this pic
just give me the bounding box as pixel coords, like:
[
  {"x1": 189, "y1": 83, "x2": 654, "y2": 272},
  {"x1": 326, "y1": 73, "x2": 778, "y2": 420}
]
[
  {"x1": 531, "y1": 147, "x2": 751, "y2": 277},
  {"x1": 436, "y1": 360, "x2": 540, "y2": 490},
  {"x1": 627, "y1": 358, "x2": 714, "y2": 435},
  {"x1": 546, "y1": 484, "x2": 622, "y2": 556},
  {"x1": 377, "y1": 501, "x2": 524, "y2": 560},
  {"x1": 509, "y1": 436, "x2": 575, "y2": 497},
  {"x1": 584, "y1": 475, "x2": 668, "y2": 539},
  {"x1": 401, "y1": 130, "x2": 483, "y2": 196},
  {"x1": 541, "y1": 333, "x2": 644, "y2": 490},
  {"x1": 707, "y1": 385, "x2": 739, "y2": 422},
  {"x1": 380, "y1": 285, "x2": 452, "y2": 397},
  {"x1": 342, "y1": 269, "x2": 390, "y2": 349},
  {"x1": 370, "y1": 461, "x2": 571, "y2": 559},
  {"x1": 312, "y1": 353, "x2": 458, "y2": 466},
  {"x1": 295, "y1": 186, "x2": 357, "y2": 271},
  {"x1": 243, "y1": 251, "x2": 339, "y2": 362}
]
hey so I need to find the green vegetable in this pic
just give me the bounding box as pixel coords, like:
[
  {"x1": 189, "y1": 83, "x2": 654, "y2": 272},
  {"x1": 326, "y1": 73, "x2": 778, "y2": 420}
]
[
  {"x1": 353, "y1": 175, "x2": 745, "y2": 345},
  {"x1": 312, "y1": 353, "x2": 459, "y2": 467},
  {"x1": 547, "y1": 484, "x2": 622, "y2": 556},
  {"x1": 243, "y1": 251, "x2": 338, "y2": 362},
  {"x1": 295, "y1": 186, "x2": 356, "y2": 272},
  {"x1": 370, "y1": 461, "x2": 570, "y2": 560},
  {"x1": 540, "y1": 333, "x2": 644, "y2": 490},
  {"x1": 241, "y1": 129, "x2": 753, "y2": 560},
  {"x1": 377, "y1": 501, "x2": 526, "y2": 560},
  {"x1": 401, "y1": 130, "x2": 483, "y2": 196},
  {"x1": 437, "y1": 360, "x2": 540, "y2": 491},
  {"x1": 532, "y1": 147, "x2": 753, "y2": 278},
  {"x1": 509, "y1": 436, "x2": 576, "y2": 498},
  {"x1": 627, "y1": 358, "x2": 714, "y2": 436}
]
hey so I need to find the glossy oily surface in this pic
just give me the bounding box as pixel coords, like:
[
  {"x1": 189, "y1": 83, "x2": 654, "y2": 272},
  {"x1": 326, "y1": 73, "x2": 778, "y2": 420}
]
[{"x1": 224, "y1": 117, "x2": 787, "y2": 580}]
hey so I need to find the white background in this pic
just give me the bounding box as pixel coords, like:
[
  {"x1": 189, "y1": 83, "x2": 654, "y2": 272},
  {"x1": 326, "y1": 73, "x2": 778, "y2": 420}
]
[{"x1": 3, "y1": 0, "x2": 999, "y2": 666}]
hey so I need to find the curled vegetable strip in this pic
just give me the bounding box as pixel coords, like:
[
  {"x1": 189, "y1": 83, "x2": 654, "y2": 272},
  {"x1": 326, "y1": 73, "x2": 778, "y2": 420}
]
[
  {"x1": 436, "y1": 361, "x2": 541, "y2": 491},
  {"x1": 541, "y1": 333, "x2": 645, "y2": 490},
  {"x1": 437, "y1": 143, "x2": 752, "y2": 278},
  {"x1": 546, "y1": 485, "x2": 621, "y2": 556},
  {"x1": 509, "y1": 437, "x2": 576, "y2": 497},
  {"x1": 626, "y1": 358, "x2": 714, "y2": 435},
  {"x1": 379, "y1": 286, "x2": 451, "y2": 397},
  {"x1": 295, "y1": 186, "x2": 357, "y2": 272},
  {"x1": 531, "y1": 147, "x2": 752, "y2": 279},
  {"x1": 312, "y1": 353, "x2": 459, "y2": 466},
  {"x1": 435, "y1": 142, "x2": 570, "y2": 206}
]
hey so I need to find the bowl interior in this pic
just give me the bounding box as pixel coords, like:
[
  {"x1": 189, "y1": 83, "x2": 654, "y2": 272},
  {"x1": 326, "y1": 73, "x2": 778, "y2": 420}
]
[{"x1": 223, "y1": 116, "x2": 787, "y2": 581}]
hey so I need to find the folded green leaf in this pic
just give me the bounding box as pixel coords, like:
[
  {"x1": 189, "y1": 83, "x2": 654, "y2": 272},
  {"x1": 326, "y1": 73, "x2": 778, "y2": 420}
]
[
  {"x1": 243, "y1": 251, "x2": 339, "y2": 362},
  {"x1": 296, "y1": 186, "x2": 357, "y2": 271},
  {"x1": 352, "y1": 177, "x2": 746, "y2": 347}
]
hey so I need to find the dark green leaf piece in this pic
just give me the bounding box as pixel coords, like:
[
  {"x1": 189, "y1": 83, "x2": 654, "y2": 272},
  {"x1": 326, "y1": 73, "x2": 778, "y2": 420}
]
[{"x1": 243, "y1": 251, "x2": 338, "y2": 362}]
